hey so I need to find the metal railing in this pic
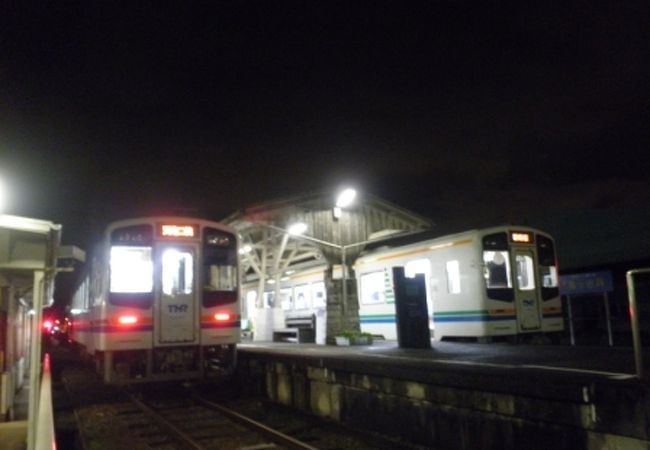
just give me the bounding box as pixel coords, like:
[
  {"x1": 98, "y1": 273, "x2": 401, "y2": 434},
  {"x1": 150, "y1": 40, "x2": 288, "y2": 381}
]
[{"x1": 626, "y1": 268, "x2": 649, "y2": 380}]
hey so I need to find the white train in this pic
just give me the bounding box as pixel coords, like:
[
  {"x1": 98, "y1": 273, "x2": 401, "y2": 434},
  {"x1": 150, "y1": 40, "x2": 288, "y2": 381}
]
[
  {"x1": 354, "y1": 226, "x2": 563, "y2": 341},
  {"x1": 70, "y1": 217, "x2": 240, "y2": 383}
]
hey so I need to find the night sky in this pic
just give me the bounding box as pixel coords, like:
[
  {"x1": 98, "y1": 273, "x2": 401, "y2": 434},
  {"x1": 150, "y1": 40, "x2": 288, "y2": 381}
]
[{"x1": 1, "y1": 2, "x2": 649, "y2": 266}]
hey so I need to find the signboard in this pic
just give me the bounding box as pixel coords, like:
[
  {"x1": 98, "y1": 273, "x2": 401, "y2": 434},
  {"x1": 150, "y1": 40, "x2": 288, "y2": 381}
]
[{"x1": 560, "y1": 271, "x2": 613, "y2": 296}]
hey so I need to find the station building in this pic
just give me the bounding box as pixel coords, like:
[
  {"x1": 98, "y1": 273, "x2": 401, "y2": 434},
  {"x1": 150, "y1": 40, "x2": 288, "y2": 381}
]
[{"x1": 223, "y1": 190, "x2": 432, "y2": 344}]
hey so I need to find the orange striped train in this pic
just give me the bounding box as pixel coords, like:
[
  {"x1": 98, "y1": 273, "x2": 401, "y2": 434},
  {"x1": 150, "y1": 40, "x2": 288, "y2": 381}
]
[
  {"x1": 70, "y1": 217, "x2": 240, "y2": 383},
  {"x1": 354, "y1": 226, "x2": 564, "y2": 341}
]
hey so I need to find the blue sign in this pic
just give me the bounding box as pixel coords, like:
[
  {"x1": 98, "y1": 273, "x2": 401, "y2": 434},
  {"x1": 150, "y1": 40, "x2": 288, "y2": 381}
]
[{"x1": 560, "y1": 271, "x2": 614, "y2": 296}]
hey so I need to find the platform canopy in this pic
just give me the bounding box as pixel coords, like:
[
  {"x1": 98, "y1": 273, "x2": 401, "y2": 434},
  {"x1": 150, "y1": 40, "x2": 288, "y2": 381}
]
[
  {"x1": 223, "y1": 190, "x2": 433, "y2": 283},
  {"x1": 0, "y1": 215, "x2": 62, "y2": 305}
]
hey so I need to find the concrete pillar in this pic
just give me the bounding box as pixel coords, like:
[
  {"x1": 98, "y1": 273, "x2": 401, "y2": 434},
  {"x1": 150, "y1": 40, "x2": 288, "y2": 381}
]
[{"x1": 324, "y1": 267, "x2": 359, "y2": 344}]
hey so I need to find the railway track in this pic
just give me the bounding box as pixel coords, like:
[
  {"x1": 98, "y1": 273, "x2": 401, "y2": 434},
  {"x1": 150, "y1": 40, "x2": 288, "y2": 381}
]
[
  {"x1": 108, "y1": 385, "x2": 425, "y2": 450},
  {"x1": 59, "y1": 349, "x2": 424, "y2": 450},
  {"x1": 123, "y1": 390, "x2": 320, "y2": 450}
]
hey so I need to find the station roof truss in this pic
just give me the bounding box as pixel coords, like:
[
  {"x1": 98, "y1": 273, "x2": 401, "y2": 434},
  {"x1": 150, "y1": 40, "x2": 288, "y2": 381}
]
[{"x1": 223, "y1": 191, "x2": 433, "y2": 282}]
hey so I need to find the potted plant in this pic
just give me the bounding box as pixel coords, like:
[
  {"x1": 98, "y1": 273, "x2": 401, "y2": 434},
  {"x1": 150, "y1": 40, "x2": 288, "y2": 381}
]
[{"x1": 335, "y1": 330, "x2": 373, "y2": 346}]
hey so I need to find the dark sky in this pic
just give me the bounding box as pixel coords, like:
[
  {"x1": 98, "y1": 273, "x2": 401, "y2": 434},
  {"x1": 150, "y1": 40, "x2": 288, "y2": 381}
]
[{"x1": 1, "y1": 1, "x2": 649, "y2": 265}]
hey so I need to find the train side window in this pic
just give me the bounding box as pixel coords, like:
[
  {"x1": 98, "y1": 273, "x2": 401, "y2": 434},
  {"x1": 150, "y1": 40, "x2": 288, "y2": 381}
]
[
  {"x1": 515, "y1": 254, "x2": 536, "y2": 291},
  {"x1": 360, "y1": 271, "x2": 385, "y2": 305},
  {"x1": 445, "y1": 260, "x2": 461, "y2": 294}
]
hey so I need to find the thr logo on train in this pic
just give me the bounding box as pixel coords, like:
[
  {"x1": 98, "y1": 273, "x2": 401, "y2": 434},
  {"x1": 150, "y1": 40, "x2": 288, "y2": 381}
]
[{"x1": 167, "y1": 304, "x2": 189, "y2": 313}]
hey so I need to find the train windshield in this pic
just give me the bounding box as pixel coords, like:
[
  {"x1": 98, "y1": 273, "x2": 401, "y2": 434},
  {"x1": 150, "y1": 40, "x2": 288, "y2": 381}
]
[
  {"x1": 203, "y1": 228, "x2": 238, "y2": 307},
  {"x1": 482, "y1": 232, "x2": 514, "y2": 301},
  {"x1": 109, "y1": 246, "x2": 154, "y2": 293},
  {"x1": 483, "y1": 251, "x2": 512, "y2": 289},
  {"x1": 536, "y1": 234, "x2": 559, "y2": 300}
]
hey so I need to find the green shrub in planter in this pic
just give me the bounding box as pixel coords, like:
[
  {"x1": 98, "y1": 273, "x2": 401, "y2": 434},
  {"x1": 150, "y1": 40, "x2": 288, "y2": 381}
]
[{"x1": 335, "y1": 330, "x2": 373, "y2": 346}]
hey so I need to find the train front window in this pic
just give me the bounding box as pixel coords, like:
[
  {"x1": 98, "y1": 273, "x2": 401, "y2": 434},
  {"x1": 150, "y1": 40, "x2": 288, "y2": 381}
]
[
  {"x1": 203, "y1": 228, "x2": 238, "y2": 307},
  {"x1": 537, "y1": 234, "x2": 559, "y2": 300},
  {"x1": 483, "y1": 251, "x2": 511, "y2": 289},
  {"x1": 482, "y1": 248, "x2": 514, "y2": 302},
  {"x1": 109, "y1": 246, "x2": 153, "y2": 293}
]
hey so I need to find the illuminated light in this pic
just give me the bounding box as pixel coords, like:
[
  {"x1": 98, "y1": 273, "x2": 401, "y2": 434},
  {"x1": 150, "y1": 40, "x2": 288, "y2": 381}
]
[
  {"x1": 281, "y1": 276, "x2": 289, "y2": 281},
  {"x1": 285, "y1": 270, "x2": 295, "y2": 275},
  {"x1": 288, "y1": 222, "x2": 307, "y2": 236},
  {"x1": 43, "y1": 320, "x2": 53, "y2": 330},
  {"x1": 0, "y1": 177, "x2": 6, "y2": 212},
  {"x1": 511, "y1": 232, "x2": 532, "y2": 243},
  {"x1": 267, "y1": 279, "x2": 276, "y2": 284},
  {"x1": 239, "y1": 245, "x2": 252, "y2": 255},
  {"x1": 430, "y1": 242, "x2": 453, "y2": 250},
  {"x1": 118, "y1": 315, "x2": 138, "y2": 325},
  {"x1": 214, "y1": 312, "x2": 231, "y2": 321},
  {"x1": 336, "y1": 188, "x2": 357, "y2": 208},
  {"x1": 70, "y1": 308, "x2": 83, "y2": 315},
  {"x1": 161, "y1": 225, "x2": 195, "y2": 237}
]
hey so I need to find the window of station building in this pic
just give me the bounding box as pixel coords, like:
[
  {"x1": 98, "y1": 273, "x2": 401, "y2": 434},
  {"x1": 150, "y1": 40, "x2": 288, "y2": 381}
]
[
  {"x1": 162, "y1": 249, "x2": 194, "y2": 295},
  {"x1": 264, "y1": 291, "x2": 276, "y2": 308},
  {"x1": 280, "y1": 288, "x2": 293, "y2": 311},
  {"x1": 294, "y1": 284, "x2": 311, "y2": 310},
  {"x1": 245, "y1": 290, "x2": 257, "y2": 315},
  {"x1": 515, "y1": 254, "x2": 536, "y2": 291},
  {"x1": 360, "y1": 271, "x2": 385, "y2": 305},
  {"x1": 109, "y1": 246, "x2": 153, "y2": 293},
  {"x1": 312, "y1": 282, "x2": 326, "y2": 308},
  {"x1": 445, "y1": 260, "x2": 461, "y2": 294}
]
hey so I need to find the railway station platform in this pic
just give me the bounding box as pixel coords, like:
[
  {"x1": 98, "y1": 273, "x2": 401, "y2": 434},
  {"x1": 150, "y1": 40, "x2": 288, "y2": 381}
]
[
  {"x1": 0, "y1": 379, "x2": 30, "y2": 450},
  {"x1": 236, "y1": 340, "x2": 650, "y2": 450}
]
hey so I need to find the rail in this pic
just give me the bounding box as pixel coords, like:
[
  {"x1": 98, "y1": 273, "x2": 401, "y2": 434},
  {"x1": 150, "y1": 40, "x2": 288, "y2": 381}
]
[{"x1": 626, "y1": 268, "x2": 649, "y2": 380}]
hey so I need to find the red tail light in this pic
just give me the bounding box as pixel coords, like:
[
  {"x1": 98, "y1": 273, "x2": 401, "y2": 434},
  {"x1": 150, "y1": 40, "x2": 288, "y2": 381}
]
[
  {"x1": 214, "y1": 312, "x2": 231, "y2": 322},
  {"x1": 118, "y1": 315, "x2": 138, "y2": 325},
  {"x1": 43, "y1": 320, "x2": 53, "y2": 330}
]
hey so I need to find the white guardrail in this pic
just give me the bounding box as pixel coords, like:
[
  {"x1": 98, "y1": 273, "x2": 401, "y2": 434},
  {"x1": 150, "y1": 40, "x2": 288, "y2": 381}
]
[{"x1": 32, "y1": 353, "x2": 56, "y2": 450}]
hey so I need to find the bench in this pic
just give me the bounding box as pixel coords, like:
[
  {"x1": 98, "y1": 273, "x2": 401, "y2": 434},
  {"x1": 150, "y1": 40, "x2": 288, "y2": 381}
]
[{"x1": 273, "y1": 313, "x2": 316, "y2": 343}]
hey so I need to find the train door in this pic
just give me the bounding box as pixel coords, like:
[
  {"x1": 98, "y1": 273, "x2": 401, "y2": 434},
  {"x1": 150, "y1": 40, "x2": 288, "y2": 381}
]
[
  {"x1": 513, "y1": 249, "x2": 541, "y2": 331},
  {"x1": 155, "y1": 245, "x2": 198, "y2": 344}
]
